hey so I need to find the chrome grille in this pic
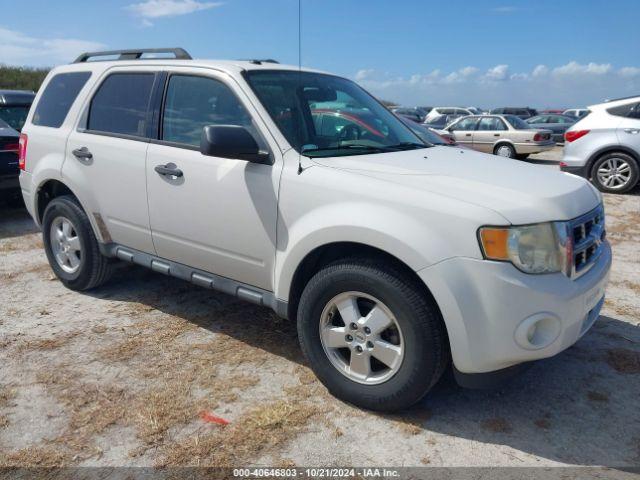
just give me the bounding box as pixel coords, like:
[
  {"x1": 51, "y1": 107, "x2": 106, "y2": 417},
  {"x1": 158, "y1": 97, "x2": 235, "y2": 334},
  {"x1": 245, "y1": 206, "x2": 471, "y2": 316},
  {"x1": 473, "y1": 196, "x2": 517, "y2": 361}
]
[{"x1": 570, "y1": 204, "x2": 606, "y2": 279}]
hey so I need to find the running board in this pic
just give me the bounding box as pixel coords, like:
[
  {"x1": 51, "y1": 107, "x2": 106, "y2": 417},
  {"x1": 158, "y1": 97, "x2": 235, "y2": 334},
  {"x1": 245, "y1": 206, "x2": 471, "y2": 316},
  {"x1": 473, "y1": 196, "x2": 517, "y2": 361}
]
[{"x1": 100, "y1": 243, "x2": 288, "y2": 318}]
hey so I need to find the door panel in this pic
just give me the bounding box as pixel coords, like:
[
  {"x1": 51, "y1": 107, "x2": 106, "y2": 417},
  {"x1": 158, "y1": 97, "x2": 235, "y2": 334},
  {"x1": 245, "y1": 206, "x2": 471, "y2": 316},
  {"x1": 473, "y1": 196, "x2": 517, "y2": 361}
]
[
  {"x1": 474, "y1": 117, "x2": 507, "y2": 153},
  {"x1": 146, "y1": 71, "x2": 280, "y2": 291},
  {"x1": 63, "y1": 69, "x2": 159, "y2": 253}
]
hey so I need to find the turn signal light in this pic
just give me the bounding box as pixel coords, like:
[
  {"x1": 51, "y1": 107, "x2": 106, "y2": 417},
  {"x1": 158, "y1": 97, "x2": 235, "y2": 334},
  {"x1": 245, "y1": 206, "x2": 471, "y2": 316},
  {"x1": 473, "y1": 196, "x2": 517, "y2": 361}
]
[{"x1": 479, "y1": 228, "x2": 510, "y2": 260}]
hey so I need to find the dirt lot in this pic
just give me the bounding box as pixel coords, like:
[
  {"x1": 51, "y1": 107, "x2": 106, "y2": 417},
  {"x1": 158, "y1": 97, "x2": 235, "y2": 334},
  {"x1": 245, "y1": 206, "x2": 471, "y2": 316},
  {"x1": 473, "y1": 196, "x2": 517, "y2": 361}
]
[{"x1": 1, "y1": 150, "x2": 639, "y2": 469}]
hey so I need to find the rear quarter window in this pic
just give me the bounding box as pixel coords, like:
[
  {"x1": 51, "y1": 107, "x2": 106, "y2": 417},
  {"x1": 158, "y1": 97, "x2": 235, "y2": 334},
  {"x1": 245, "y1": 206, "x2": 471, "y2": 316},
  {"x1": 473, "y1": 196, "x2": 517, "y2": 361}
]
[
  {"x1": 32, "y1": 72, "x2": 92, "y2": 128},
  {"x1": 607, "y1": 102, "x2": 640, "y2": 119}
]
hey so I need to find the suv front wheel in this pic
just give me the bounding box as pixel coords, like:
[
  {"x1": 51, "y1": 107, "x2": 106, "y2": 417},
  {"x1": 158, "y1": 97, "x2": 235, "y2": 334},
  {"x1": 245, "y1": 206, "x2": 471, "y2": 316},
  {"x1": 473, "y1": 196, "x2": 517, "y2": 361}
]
[
  {"x1": 42, "y1": 195, "x2": 113, "y2": 291},
  {"x1": 591, "y1": 152, "x2": 639, "y2": 193},
  {"x1": 297, "y1": 258, "x2": 449, "y2": 412}
]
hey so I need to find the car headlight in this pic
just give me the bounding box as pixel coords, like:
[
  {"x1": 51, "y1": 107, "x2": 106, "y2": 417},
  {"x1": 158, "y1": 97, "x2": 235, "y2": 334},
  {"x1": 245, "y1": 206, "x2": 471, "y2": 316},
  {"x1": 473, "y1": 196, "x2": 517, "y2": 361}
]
[{"x1": 479, "y1": 222, "x2": 572, "y2": 275}]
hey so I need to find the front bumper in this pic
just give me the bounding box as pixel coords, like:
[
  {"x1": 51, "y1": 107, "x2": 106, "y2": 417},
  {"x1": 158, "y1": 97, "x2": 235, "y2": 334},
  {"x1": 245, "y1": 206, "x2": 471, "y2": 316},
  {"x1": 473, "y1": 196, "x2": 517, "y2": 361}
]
[{"x1": 418, "y1": 241, "x2": 611, "y2": 374}]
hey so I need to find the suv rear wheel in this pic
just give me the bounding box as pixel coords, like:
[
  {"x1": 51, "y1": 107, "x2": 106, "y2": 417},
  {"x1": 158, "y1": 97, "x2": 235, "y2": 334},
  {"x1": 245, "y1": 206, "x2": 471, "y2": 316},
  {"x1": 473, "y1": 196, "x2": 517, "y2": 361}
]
[
  {"x1": 591, "y1": 152, "x2": 639, "y2": 193},
  {"x1": 42, "y1": 195, "x2": 113, "y2": 291},
  {"x1": 297, "y1": 258, "x2": 448, "y2": 412}
]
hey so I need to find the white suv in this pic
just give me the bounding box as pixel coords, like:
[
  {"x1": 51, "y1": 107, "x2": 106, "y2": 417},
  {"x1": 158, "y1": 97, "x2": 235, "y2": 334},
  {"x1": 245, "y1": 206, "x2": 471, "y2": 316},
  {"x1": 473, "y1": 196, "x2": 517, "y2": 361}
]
[
  {"x1": 562, "y1": 96, "x2": 640, "y2": 193},
  {"x1": 19, "y1": 48, "x2": 611, "y2": 411}
]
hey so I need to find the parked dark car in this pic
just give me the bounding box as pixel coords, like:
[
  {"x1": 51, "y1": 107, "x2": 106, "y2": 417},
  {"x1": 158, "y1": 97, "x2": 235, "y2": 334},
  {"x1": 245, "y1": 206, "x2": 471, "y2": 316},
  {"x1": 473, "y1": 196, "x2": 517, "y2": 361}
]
[
  {"x1": 525, "y1": 114, "x2": 576, "y2": 143},
  {"x1": 0, "y1": 90, "x2": 35, "y2": 132},
  {"x1": 0, "y1": 118, "x2": 21, "y2": 203},
  {"x1": 489, "y1": 107, "x2": 537, "y2": 119}
]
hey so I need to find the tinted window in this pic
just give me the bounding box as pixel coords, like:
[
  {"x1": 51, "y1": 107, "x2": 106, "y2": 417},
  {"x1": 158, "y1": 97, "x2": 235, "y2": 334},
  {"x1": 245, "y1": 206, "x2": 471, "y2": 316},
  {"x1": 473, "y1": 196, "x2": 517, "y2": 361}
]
[
  {"x1": 607, "y1": 102, "x2": 640, "y2": 118},
  {"x1": 527, "y1": 116, "x2": 544, "y2": 123},
  {"x1": 451, "y1": 117, "x2": 478, "y2": 131},
  {"x1": 162, "y1": 75, "x2": 252, "y2": 147},
  {"x1": 32, "y1": 72, "x2": 91, "y2": 128},
  {"x1": 88, "y1": 73, "x2": 155, "y2": 137},
  {"x1": 478, "y1": 117, "x2": 507, "y2": 131},
  {"x1": 0, "y1": 106, "x2": 30, "y2": 131}
]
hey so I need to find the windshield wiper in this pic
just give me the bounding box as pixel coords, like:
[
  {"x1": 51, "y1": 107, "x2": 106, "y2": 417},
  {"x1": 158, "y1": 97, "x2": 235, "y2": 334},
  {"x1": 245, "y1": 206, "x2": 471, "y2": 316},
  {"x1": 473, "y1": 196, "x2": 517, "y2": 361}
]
[
  {"x1": 385, "y1": 142, "x2": 430, "y2": 150},
  {"x1": 302, "y1": 142, "x2": 428, "y2": 155}
]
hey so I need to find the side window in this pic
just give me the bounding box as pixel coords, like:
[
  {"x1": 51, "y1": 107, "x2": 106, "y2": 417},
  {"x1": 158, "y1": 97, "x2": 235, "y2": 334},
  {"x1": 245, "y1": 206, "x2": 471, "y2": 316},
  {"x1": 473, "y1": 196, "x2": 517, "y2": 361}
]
[
  {"x1": 162, "y1": 75, "x2": 252, "y2": 147},
  {"x1": 610, "y1": 102, "x2": 640, "y2": 119},
  {"x1": 32, "y1": 72, "x2": 91, "y2": 128},
  {"x1": 451, "y1": 117, "x2": 478, "y2": 131},
  {"x1": 478, "y1": 117, "x2": 507, "y2": 131},
  {"x1": 88, "y1": 73, "x2": 155, "y2": 137}
]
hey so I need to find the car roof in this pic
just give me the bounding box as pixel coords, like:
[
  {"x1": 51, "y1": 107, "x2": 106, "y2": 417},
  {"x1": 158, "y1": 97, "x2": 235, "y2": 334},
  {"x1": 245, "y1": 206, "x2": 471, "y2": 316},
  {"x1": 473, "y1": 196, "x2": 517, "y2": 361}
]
[
  {"x1": 0, "y1": 90, "x2": 36, "y2": 105},
  {"x1": 589, "y1": 95, "x2": 639, "y2": 111},
  {"x1": 49, "y1": 58, "x2": 326, "y2": 78}
]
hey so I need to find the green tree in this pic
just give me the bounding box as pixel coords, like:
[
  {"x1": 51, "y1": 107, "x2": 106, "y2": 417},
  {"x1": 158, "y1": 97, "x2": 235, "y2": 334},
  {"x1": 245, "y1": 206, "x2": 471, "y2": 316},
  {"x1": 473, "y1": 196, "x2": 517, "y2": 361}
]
[{"x1": 0, "y1": 66, "x2": 50, "y2": 92}]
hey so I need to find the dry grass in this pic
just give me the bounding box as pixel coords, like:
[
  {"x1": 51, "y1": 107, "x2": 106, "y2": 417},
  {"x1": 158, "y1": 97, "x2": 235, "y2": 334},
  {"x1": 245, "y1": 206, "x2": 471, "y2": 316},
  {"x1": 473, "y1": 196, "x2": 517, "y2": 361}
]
[
  {"x1": 0, "y1": 446, "x2": 72, "y2": 467},
  {"x1": 160, "y1": 399, "x2": 321, "y2": 467},
  {"x1": 0, "y1": 387, "x2": 16, "y2": 429},
  {"x1": 16, "y1": 331, "x2": 80, "y2": 353},
  {"x1": 481, "y1": 417, "x2": 513, "y2": 434},
  {"x1": 606, "y1": 348, "x2": 640, "y2": 374}
]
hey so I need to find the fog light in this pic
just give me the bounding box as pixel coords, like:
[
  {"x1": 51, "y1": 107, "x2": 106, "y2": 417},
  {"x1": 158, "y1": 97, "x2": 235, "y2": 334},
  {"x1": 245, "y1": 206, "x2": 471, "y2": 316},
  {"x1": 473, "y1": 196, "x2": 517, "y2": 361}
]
[{"x1": 515, "y1": 313, "x2": 562, "y2": 350}]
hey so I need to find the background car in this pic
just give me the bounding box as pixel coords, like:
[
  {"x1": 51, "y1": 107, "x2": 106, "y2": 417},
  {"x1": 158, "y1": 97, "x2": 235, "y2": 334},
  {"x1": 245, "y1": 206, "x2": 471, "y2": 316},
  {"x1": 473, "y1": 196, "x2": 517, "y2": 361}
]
[
  {"x1": 466, "y1": 106, "x2": 485, "y2": 115},
  {"x1": 397, "y1": 114, "x2": 459, "y2": 146},
  {"x1": 525, "y1": 114, "x2": 576, "y2": 143},
  {"x1": 423, "y1": 113, "x2": 465, "y2": 130},
  {"x1": 563, "y1": 108, "x2": 590, "y2": 119},
  {"x1": 390, "y1": 107, "x2": 425, "y2": 123},
  {"x1": 540, "y1": 109, "x2": 566, "y2": 114},
  {"x1": 0, "y1": 90, "x2": 35, "y2": 132},
  {"x1": 423, "y1": 107, "x2": 473, "y2": 123},
  {"x1": 562, "y1": 96, "x2": 640, "y2": 193},
  {"x1": 443, "y1": 114, "x2": 554, "y2": 158},
  {"x1": 489, "y1": 107, "x2": 537, "y2": 119},
  {"x1": 0, "y1": 118, "x2": 21, "y2": 203}
]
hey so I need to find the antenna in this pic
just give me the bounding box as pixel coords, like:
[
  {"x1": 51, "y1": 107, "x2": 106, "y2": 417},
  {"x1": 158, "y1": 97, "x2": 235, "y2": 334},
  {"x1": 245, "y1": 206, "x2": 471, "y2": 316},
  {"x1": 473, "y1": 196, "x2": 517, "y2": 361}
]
[{"x1": 297, "y1": 0, "x2": 304, "y2": 175}]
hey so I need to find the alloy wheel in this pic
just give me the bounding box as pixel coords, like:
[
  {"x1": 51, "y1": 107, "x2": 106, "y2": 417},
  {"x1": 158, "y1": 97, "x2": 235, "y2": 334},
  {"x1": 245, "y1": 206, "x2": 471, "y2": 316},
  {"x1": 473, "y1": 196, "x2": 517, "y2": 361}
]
[
  {"x1": 50, "y1": 216, "x2": 82, "y2": 274},
  {"x1": 319, "y1": 291, "x2": 404, "y2": 385},
  {"x1": 596, "y1": 157, "x2": 632, "y2": 190}
]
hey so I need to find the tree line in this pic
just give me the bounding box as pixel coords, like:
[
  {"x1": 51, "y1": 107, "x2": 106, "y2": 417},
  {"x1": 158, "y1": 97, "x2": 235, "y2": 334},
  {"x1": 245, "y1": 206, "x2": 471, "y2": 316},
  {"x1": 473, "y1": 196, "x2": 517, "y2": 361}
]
[{"x1": 0, "y1": 66, "x2": 50, "y2": 92}]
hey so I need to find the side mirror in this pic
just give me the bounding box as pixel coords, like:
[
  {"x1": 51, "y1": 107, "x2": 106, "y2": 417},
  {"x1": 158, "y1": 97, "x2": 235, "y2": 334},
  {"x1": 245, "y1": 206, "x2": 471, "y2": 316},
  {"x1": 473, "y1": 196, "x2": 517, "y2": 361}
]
[{"x1": 200, "y1": 125, "x2": 271, "y2": 164}]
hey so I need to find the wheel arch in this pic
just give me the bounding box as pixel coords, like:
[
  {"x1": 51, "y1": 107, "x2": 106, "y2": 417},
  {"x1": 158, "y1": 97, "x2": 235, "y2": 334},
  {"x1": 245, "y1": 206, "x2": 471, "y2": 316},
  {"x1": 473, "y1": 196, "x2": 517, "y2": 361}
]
[
  {"x1": 35, "y1": 178, "x2": 106, "y2": 243},
  {"x1": 284, "y1": 241, "x2": 443, "y2": 327},
  {"x1": 492, "y1": 140, "x2": 516, "y2": 155},
  {"x1": 586, "y1": 145, "x2": 640, "y2": 180}
]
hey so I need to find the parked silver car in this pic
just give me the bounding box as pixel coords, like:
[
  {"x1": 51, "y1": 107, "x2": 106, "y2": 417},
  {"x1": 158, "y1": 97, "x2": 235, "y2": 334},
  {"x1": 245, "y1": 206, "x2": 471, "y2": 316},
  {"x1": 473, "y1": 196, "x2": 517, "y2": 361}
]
[
  {"x1": 442, "y1": 114, "x2": 555, "y2": 158},
  {"x1": 562, "y1": 96, "x2": 640, "y2": 193}
]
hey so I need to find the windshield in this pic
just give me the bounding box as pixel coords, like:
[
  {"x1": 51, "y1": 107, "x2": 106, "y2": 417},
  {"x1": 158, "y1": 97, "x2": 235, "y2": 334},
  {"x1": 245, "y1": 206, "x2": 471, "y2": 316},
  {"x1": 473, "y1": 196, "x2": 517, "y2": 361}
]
[
  {"x1": 0, "y1": 106, "x2": 30, "y2": 132},
  {"x1": 504, "y1": 115, "x2": 532, "y2": 130},
  {"x1": 244, "y1": 71, "x2": 426, "y2": 157}
]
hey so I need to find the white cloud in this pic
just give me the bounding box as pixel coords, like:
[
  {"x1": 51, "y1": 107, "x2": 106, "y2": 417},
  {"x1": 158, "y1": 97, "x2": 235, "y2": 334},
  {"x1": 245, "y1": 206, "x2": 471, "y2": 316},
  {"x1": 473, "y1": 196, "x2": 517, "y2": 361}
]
[
  {"x1": 619, "y1": 66, "x2": 640, "y2": 78},
  {"x1": 126, "y1": 0, "x2": 223, "y2": 25},
  {"x1": 485, "y1": 64, "x2": 509, "y2": 81},
  {"x1": 355, "y1": 69, "x2": 375, "y2": 81},
  {"x1": 552, "y1": 61, "x2": 611, "y2": 76},
  {"x1": 352, "y1": 61, "x2": 640, "y2": 108},
  {"x1": 532, "y1": 64, "x2": 548, "y2": 77},
  {"x1": 0, "y1": 26, "x2": 105, "y2": 67}
]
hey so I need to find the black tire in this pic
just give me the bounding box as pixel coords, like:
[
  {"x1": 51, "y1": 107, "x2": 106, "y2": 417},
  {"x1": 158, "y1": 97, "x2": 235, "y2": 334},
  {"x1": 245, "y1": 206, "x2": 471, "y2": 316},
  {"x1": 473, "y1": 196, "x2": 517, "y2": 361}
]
[
  {"x1": 493, "y1": 143, "x2": 516, "y2": 158},
  {"x1": 297, "y1": 258, "x2": 449, "y2": 412},
  {"x1": 42, "y1": 195, "x2": 113, "y2": 291},
  {"x1": 516, "y1": 153, "x2": 530, "y2": 160},
  {"x1": 590, "y1": 152, "x2": 639, "y2": 194}
]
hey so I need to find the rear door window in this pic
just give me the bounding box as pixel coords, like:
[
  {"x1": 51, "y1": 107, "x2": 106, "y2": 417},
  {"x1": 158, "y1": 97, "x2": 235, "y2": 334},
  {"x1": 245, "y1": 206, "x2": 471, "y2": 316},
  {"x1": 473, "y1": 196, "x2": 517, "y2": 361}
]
[
  {"x1": 88, "y1": 73, "x2": 155, "y2": 137},
  {"x1": 32, "y1": 72, "x2": 91, "y2": 128},
  {"x1": 478, "y1": 117, "x2": 507, "y2": 131}
]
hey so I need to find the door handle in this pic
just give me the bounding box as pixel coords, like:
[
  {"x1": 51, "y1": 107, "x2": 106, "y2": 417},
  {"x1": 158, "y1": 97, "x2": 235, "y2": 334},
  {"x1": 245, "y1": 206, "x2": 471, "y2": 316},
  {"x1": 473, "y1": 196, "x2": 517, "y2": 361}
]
[
  {"x1": 465, "y1": 133, "x2": 472, "y2": 137},
  {"x1": 154, "y1": 163, "x2": 183, "y2": 177},
  {"x1": 624, "y1": 128, "x2": 640, "y2": 134},
  {"x1": 493, "y1": 133, "x2": 500, "y2": 137},
  {"x1": 72, "y1": 147, "x2": 93, "y2": 160}
]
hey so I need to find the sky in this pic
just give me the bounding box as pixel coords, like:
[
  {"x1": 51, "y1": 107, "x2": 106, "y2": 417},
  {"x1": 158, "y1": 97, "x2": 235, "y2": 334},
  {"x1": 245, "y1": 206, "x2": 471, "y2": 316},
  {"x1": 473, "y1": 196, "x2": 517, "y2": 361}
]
[{"x1": 1, "y1": 0, "x2": 639, "y2": 108}]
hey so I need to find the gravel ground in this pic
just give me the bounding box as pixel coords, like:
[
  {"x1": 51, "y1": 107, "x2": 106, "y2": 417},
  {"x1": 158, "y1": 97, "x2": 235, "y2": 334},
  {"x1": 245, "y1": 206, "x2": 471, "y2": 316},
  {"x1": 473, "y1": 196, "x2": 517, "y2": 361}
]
[{"x1": 1, "y1": 148, "x2": 639, "y2": 470}]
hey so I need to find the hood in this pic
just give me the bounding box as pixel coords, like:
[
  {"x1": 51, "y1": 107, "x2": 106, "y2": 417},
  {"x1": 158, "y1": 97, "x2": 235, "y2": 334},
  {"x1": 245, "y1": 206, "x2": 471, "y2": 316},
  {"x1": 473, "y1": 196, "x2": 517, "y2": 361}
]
[{"x1": 312, "y1": 147, "x2": 600, "y2": 224}]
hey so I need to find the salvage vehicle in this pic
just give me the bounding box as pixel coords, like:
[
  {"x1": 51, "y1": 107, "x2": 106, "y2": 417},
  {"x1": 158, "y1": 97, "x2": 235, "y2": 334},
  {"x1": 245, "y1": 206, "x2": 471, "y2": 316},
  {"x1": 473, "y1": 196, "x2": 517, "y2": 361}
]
[
  {"x1": 0, "y1": 90, "x2": 35, "y2": 132},
  {"x1": 19, "y1": 48, "x2": 611, "y2": 411},
  {"x1": 562, "y1": 96, "x2": 640, "y2": 193},
  {"x1": 444, "y1": 114, "x2": 555, "y2": 158}
]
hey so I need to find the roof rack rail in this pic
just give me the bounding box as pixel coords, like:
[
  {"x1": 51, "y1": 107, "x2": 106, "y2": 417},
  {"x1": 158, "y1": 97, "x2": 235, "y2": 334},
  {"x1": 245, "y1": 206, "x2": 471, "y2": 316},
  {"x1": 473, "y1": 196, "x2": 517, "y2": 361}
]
[
  {"x1": 245, "y1": 59, "x2": 280, "y2": 65},
  {"x1": 73, "y1": 48, "x2": 192, "y2": 63}
]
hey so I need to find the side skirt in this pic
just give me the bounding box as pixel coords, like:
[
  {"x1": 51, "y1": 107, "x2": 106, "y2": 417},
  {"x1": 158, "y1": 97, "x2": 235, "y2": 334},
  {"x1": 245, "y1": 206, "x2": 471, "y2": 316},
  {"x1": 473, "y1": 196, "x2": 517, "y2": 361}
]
[{"x1": 99, "y1": 243, "x2": 288, "y2": 318}]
